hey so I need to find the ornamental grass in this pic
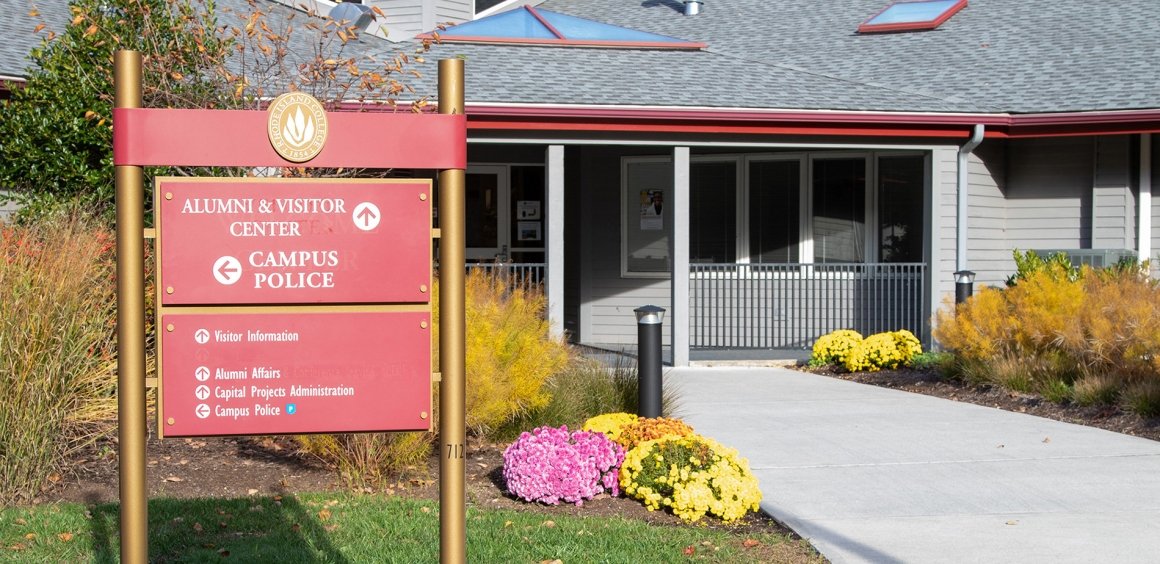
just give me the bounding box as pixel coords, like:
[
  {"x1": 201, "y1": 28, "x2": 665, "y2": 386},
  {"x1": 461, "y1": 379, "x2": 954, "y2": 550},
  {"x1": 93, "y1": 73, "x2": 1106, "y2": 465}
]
[
  {"x1": 0, "y1": 216, "x2": 119, "y2": 503},
  {"x1": 934, "y1": 253, "x2": 1160, "y2": 416}
]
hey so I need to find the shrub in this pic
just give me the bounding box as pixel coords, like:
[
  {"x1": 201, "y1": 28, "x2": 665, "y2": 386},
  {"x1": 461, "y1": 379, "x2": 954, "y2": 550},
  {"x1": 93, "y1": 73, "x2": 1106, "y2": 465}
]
[
  {"x1": 502, "y1": 425, "x2": 624, "y2": 506},
  {"x1": 494, "y1": 356, "x2": 682, "y2": 442},
  {"x1": 581, "y1": 412, "x2": 639, "y2": 443},
  {"x1": 810, "y1": 329, "x2": 863, "y2": 366},
  {"x1": 432, "y1": 269, "x2": 572, "y2": 436},
  {"x1": 620, "y1": 434, "x2": 762, "y2": 523},
  {"x1": 295, "y1": 433, "x2": 432, "y2": 488},
  {"x1": 0, "y1": 217, "x2": 118, "y2": 503},
  {"x1": 615, "y1": 417, "x2": 695, "y2": 450},
  {"x1": 935, "y1": 249, "x2": 1160, "y2": 417}
]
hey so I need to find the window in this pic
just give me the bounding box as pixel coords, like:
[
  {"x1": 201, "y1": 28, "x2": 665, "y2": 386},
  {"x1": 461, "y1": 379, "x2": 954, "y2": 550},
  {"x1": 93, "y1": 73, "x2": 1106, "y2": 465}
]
[
  {"x1": 748, "y1": 159, "x2": 801, "y2": 263},
  {"x1": 858, "y1": 0, "x2": 968, "y2": 34},
  {"x1": 690, "y1": 160, "x2": 737, "y2": 263},
  {"x1": 877, "y1": 155, "x2": 926, "y2": 262},
  {"x1": 622, "y1": 158, "x2": 672, "y2": 277},
  {"x1": 812, "y1": 157, "x2": 867, "y2": 263},
  {"x1": 421, "y1": 6, "x2": 706, "y2": 49},
  {"x1": 621, "y1": 151, "x2": 927, "y2": 274}
]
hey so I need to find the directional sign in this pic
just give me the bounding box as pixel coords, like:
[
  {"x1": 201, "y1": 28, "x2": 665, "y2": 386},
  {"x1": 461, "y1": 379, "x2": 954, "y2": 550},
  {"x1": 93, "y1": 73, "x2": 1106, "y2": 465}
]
[
  {"x1": 161, "y1": 311, "x2": 431, "y2": 437},
  {"x1": 157, "y1": 178, "x2": 431, "y2": 306}
]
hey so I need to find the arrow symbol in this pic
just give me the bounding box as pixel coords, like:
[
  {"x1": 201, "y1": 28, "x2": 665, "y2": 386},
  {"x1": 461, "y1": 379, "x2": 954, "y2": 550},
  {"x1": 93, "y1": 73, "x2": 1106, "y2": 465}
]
[
  {"x1": 195, "y1": 385, "x2": 211, "y2": 400},
  {"x1": 194, "y1": 329, "x2": 210, "y2": 344},
  {"x1": 352, "y1": 202, "x2": 380, "y2": 231},
  {"x1": 195, "y1": 366, "x2": 211, "y2": 381},
  {"x1": 195, "y1": 404, "x2": 211, "y2": 419},
  {"x1": 212, "y1": 256, "x2": 242, "y2": 285}
]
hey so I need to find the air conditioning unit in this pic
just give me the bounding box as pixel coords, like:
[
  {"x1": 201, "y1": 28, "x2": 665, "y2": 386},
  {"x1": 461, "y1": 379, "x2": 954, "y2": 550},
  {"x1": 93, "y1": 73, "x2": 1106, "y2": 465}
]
[{"x1": 1032, "y1": 249, "x2": 1137, "y2": 268}]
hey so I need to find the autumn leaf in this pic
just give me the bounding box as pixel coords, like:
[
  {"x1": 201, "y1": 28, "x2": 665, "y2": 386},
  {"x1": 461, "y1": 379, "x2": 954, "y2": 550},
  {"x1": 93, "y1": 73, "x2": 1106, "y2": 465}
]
[
  {"x1": 318, "y1": 508, "x2": 331, "y2": 522},
  {"x1": 742, "y1": 538, "x2": 761, "y2": 548},
  {"x1": 71, "y1": 15, "x2": 84, "y2": 25},
  {"x1": 170, "y1": 72, "x2": 183, "y2": 81},
  {"x1": 34, "y1": 23, "x2": 46, "y2": 33},
  {"x1": 683, "y1": 545, "x2": 696, "y2": 556},
  {"x1": 83, "y1": 24, "x2": 98, "y2": 37},
  {"x1": 193, "y1": 523, "x2": 203, "y2": 533},
  {"x1": 28, "y1": 8, "x2": 39, "y2": 16},
  {"x1": 541, "y1": 520, "x2": 555, "y2": 528},
  {"x1": 23, "y1": 533, "x2": 36, "y2": 540},
  {"x1": 58, "y1": 533, "x2": 74, "y2": 542}
]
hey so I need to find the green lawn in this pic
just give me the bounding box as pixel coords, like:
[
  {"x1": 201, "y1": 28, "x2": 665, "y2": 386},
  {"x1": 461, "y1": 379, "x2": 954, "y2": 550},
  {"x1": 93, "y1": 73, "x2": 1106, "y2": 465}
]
[{"x1": 1, "y1": 493, "x2": 821, "y2": 563}]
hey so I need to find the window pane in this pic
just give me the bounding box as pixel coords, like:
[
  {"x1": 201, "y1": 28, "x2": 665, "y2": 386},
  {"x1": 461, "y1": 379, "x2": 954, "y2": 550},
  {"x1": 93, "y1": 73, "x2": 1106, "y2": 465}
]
[
  {"x1": 813, "y1": 158, "x2": 866, "y2": 263},
  {"x1": 878, "y1": 156, "x2": 925, "y2": 263},
  {"x1": 509, "y1": 166, "x2": 545, "y2": 258},
  {"x1": 749, "y1": 160, "x2": 799, "y2": 263},
  {"x1": 624, "y1": 160, "x2": 672, "y2": 273},
  {"x1": 690, "y1": 162, "x2": 737, "y2": 263},
  {"x1": 465, "y1": 172, "x2": 499, "y2": 250}
]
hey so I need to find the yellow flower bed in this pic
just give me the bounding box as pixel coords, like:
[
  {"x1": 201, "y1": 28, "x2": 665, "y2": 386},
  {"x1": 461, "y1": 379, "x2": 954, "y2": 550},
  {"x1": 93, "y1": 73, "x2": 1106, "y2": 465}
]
[
  {"x1": 619, "y1": 434, "x2": 762, "y2": 523},
  {"x1": 581, "y1": 412, "x2": 639, "y2": 442},
  {"x1": 812, "y1": 329, "x2": 923, "y2": 372},
  {"x1": 810, "y1": 329, "x2": 863, "y2": 366}
]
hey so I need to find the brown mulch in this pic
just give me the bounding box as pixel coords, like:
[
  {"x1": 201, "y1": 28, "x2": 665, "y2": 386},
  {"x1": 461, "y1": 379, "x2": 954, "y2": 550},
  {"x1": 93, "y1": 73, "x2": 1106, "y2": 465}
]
[
  {"x1": 800, "y1": 366, "x2": 1160, "y2": 443},
  {"x1": 36, "y1": 423, "x2": 810, "y2": 556}
]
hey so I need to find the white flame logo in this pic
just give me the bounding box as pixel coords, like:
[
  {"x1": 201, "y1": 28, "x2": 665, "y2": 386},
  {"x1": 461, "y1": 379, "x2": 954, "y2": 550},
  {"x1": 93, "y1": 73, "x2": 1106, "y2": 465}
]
[{"x1": 282, "y1": 106, "x2": 316, "y2": 149}]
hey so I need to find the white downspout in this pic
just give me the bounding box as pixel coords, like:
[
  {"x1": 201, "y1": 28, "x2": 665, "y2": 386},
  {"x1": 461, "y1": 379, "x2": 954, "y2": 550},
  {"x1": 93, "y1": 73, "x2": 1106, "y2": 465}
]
[
  {"x1": 956, "y1": 124, "x2": 985, "y2": 273},
  {"x1": 1139, "y1": 134, "x2": 1152, "y2": 266}
]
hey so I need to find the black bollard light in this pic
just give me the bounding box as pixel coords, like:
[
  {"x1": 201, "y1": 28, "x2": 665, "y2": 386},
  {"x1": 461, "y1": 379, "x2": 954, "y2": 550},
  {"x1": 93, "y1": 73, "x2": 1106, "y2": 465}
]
[
  {"x1": 634, "y1": 305, "x2": 666, "y2": 418},
  {"x1": 954, "y1": 270, "x2": 975, "y2": 305}
]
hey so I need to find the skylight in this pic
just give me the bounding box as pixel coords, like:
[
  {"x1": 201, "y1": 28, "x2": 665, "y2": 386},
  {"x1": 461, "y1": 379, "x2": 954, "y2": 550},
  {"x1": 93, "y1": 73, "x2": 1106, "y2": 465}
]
[
  {"x1": 420, "y1": 6, "x2": 705, "y2": 49},
  {"x1": 858, "y1": 0, "x2": 967, "y2": 34}
]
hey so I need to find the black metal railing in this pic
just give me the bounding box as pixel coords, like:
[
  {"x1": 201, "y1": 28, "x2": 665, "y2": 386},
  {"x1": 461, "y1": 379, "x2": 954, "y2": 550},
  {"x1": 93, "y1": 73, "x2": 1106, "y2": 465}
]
[{"x1": 689, "y1": 263, "x2": 926, "y2": 349}]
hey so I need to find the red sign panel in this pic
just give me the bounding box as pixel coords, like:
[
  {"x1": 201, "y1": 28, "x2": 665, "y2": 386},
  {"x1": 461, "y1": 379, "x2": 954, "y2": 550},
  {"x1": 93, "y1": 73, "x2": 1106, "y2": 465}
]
[
  {"x1": 160, "y1": 311, "x2": 431, "y2": 437},
  {"x1": 157, "y1": 178, "x2": 431, "y2": 305}
]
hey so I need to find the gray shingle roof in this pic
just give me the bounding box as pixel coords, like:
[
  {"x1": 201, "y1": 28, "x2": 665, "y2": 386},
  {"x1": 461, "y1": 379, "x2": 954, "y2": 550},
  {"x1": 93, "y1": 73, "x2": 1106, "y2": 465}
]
[
  {"x1": 533, "y1": 0, "x2": 1160, "y2": 113},
  {"x1": 0, "y1": 0, "x2": 68, "y2": 80},
  {"x1": 5, "y1": 0, "x2": 1158, "y2": 114}
]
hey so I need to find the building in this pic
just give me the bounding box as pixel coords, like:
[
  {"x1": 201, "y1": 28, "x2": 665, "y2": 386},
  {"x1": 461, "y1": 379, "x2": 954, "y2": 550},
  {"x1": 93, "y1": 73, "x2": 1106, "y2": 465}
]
[{"x1": 6, "y1": 0, "x2": 1160, "y2": 363}]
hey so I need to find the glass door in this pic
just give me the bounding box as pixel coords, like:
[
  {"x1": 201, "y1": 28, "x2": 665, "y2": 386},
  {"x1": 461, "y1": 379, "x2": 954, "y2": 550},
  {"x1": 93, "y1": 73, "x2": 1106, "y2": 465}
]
[{"x1": 465, "y1": 165, "x2": 508, "y2": 261}]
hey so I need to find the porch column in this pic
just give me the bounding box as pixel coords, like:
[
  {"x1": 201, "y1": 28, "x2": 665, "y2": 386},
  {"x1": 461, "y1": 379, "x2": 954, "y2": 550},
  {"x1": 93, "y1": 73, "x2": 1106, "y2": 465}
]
[
  {"x1": 672, "y1": 147, "x2": 690, "y2": 367},
  {"x1": 547, "y1": 145, "x2": 566, "y2": 339},
  {"x1": 1140, "y1": 134, "x2": 1152, "y2": 265}
]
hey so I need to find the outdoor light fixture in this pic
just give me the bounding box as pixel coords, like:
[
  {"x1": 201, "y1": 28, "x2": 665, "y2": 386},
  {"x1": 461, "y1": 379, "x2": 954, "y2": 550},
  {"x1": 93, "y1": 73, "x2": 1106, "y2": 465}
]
[
  {"x1": 683, "y1": 0, "x2": 704, "y2": 16},
  {"x1": 954, "y1": 270, "x2": 975, "y2": 304},
  {"x1": 634, "y1": 305, "x2": 666, "y2": 418}
]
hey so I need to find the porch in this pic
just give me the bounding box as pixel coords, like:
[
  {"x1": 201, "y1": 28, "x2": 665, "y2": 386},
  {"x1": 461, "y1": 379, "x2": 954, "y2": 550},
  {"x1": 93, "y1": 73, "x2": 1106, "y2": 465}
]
[{"x1": 467, "y1": 260, "x2": 928, "y2": 352}]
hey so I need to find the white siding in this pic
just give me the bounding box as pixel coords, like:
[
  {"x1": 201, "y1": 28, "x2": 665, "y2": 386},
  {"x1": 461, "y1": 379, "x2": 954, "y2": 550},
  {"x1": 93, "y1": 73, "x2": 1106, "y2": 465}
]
[
  {"x1": 368, "y1": 0, "x2": 473, "y2": 39},
  {"x1": 437, "y1": 0, "x2": 473, "y2": 24},
  {"x1": 1092, "y1": 135, "x2": 1134, "y2": 250},
  {"x1": 579, "y1": 147, "x2": 674, "y2": 345},
  {"x1": 1005, "y1": 136, "x2": 1093, "y2": 251},
  {"x1": 965, "y1": 142, "x2": 1009, "y2": 289},
  {"x1": 368, "y1": 0, "x2": 426, "y2": 39},
  {"x1": 1152, "y1": 135, "x2": 1160, "y2": 273}
]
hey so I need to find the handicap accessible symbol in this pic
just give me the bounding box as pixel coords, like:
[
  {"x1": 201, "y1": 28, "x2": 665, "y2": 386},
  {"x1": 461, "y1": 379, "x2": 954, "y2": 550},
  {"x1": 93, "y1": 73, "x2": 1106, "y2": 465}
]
[{"x1": 286, "y1": 403, "x2": 297, "y2": 415}]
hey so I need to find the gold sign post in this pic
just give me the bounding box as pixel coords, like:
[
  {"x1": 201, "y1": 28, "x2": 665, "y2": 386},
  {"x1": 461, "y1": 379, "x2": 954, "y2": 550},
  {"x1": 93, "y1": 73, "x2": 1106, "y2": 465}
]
[
  {"x1": 437, "y1": 58, "x2": 467, "y2": 564},
  {"x1": 112, "y1": 52, "x2": 466, "y2": 563},
  {"x1": 114, "y1": 50, "x2": 148, "y2": 564}
]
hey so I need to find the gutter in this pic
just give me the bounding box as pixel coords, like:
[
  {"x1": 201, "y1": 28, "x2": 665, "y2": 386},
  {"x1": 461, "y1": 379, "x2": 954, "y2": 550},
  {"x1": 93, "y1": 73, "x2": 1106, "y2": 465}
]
[{"x1": 957, "y1": 124, "x2": 985, "y2": 273}]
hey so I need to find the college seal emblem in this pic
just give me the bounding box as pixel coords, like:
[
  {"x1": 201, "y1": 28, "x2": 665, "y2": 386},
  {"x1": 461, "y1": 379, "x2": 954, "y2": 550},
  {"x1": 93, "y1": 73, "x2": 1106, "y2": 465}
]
[{"x1": 267, "y1": 92, "x2": 329, "y2": 163}]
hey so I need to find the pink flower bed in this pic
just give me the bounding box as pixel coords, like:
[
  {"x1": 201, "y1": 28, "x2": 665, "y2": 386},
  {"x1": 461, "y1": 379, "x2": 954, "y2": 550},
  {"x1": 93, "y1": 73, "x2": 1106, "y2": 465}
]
[{"x1": 502, "y1": 425, "x2": 625, "y2": 506}]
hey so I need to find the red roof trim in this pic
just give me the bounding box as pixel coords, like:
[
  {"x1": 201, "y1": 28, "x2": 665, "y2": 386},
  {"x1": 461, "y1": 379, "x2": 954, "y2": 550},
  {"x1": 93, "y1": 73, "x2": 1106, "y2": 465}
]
[
  {"x1": 524, "y1": 6, "x2": 565, "y2": 39},
  {"x1": 858, "y1": 0, "x2": 968, "y2": 34},
  {"x1": 454, "y1": 104, "x2": 1160, "y2": 139}
]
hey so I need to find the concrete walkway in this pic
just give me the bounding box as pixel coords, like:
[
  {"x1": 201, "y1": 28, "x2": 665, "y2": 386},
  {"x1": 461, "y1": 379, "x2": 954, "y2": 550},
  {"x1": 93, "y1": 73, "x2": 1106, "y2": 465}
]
[{"x1": 670, "y1": 367, "x2": 1160, "y2": 564}]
